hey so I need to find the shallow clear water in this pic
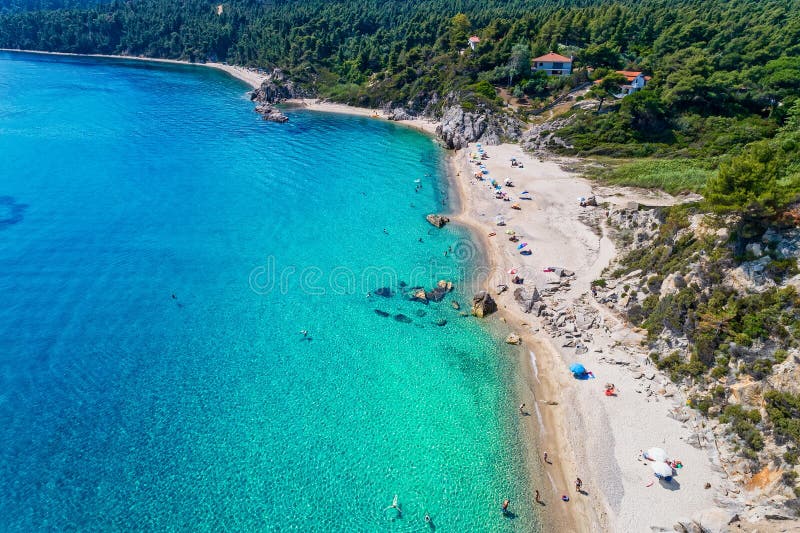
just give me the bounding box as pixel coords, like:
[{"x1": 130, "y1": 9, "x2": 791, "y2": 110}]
[{"x1": 0, "y1": 52, "x2": 537, "y2": 531}]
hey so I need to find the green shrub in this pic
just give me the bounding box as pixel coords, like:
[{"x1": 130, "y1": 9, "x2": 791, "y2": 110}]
[
  {"x1": 766, "y1": 391, "x2": 800, "y2": 445},
  {"x1": 784, "y1": 449, "x2": 799, "y2": 466},
  {"x1": 721, "y1": 404, "x2": 764, "y2": 451},
  {"x1": 741, "y1": 358, "x2": 774, "y2": 379},
  {"x1": 589, "y1": 158, "x2": 715, "y2": 194}
]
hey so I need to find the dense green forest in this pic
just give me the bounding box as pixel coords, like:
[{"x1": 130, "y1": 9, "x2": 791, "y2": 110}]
[{"x1": 1, "y1": 0, "x2": 799, "y2": 164}]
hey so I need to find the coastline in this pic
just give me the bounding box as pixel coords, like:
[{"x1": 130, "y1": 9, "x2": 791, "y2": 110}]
[
  {"x1": 449, "y1": 144, "x2": 728, "y2": 532},
  {"x1": 0, "y1": 48, "x2": 268, "y2": 89},
  {"x1": 1, "y1": 48, "x2": 730, "y2": 531},
  {"x1": 443, "y1": 152, "x2": 594, "y2": 532},
  {"x1": 283, "y1": 98, "x2": 441, "y2": 137}
]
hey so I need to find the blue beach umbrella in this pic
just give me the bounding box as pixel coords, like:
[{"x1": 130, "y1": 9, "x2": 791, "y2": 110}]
[
  {"x1": 517, "y1": 242, "x2": 528, "y2": 250},
  {"x1": 569, "y1": 363, "x2": 586, "y2": 375}
]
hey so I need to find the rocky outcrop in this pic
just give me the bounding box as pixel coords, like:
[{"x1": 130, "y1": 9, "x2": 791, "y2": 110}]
[
  {"x1": 254, "y1": 103, "x2": 289, "y2": 123},
  {"x1": 386, "y1": 107, "x2": 415, "y2": 121},
  {"x1": 505, "y1": 333, "x2": 521, "y2": 345},
  {"x1": 520, "y1": 116, "x2": 576, "y2": 152},
  {"x1": 250, "y1": 68, "x2": 310, "y2": 104},
  {"x1": 471, "y1": 291, "x2": 497, "y2": 318},
  {"x1": 426, "y1": 214, "x2": 449, "y2": 228},
  {"x1": 436, "y1": 102, "x2": 524, "y2": 149}
]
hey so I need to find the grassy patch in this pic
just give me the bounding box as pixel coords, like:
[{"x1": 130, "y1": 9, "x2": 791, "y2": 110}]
[{"x1": 588, "y1": 158, "x2": 716, "y2": 194}]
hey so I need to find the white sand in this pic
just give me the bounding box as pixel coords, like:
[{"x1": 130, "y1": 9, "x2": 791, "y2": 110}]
[
  {"x1": 451, "y1": 143, "x2": 726, "y2": 532},
  {"x1": 283, "y1": 98, "x2": 440, "y2": 136}
]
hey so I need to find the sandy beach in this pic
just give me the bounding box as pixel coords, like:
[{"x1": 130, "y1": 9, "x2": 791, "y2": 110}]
[
  {"x1": 284, "y1": 98, "x2": 441, "y2": 137},
  {"x1": 1, "y1": 48, "x2": 728, "y2": 530},
  {"x1": 448, "y1": 144, "x2": 727, "y2": 532}
]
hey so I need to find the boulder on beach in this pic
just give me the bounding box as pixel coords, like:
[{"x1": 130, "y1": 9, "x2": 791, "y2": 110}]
[
  {"x1": 471, "y1": 291, "x2": 497, "y2": 318},
  {"x1": 426, "y1": 214, "x2": 450, "y2": 228},
  {"x1": 505, "y1": 333, "x2": 521, "y2": 345}
]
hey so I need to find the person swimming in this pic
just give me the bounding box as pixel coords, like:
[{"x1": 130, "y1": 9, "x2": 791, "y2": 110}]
[{"x1": 384, "y1": 494, "x2": 401, "y2": 516}]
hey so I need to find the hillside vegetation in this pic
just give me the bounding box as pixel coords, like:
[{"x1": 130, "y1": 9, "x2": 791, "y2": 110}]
[{"x1": 1, "y1": 0, "x2": 798, "y2": 162}]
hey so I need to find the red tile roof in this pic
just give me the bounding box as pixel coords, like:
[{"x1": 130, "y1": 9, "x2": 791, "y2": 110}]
[
  {"x1": 532, "y1": 52, "x2": 572, "y2": 63},
  {"x1": 616, "y1": 70, "x2": 644, "y2": 82},
  {"x1": 468, "y1": 36, "x2": 481, "y2": 43}
]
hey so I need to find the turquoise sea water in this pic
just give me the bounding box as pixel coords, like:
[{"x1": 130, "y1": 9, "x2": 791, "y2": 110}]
[{"x1": 0, "y1": 52, "x2": 536, "y2": 531}]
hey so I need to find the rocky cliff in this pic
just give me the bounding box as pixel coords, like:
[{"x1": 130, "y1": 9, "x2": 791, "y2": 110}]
[
  {"x1": 595, "y1": 202, "x2": 800, "y2": 523},
  {"x1": 250, "y1": 68, "x2": 311, "y2": 104}
]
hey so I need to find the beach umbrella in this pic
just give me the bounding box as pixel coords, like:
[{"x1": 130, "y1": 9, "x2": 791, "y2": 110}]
[
  {"x1": 646, "y1": 447, "x2": 668, "y2": 462},
  {"x1": 507, "y1": 269, "x2": 517, "y2": 275},
  {"x1": 517, "y1": 242, "x2": 528, "y2": 250},
  {"x1": 521, "y1": 190, "x2": 530, "y2": 195},
  {"x1": 569, "y1": 363, "x2": 586, "y2": 375},
  {"x1": 505, "y1": 230, "x2": 515, "y2": 235},
  {"x1": 651, "y1": 462, "x2": 673, "y2": 478}
]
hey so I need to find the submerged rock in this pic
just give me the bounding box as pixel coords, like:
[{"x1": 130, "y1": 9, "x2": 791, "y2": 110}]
[
  {"x1": 425, "y1": 287, "x2": 448, "y2": 302},
  {"x1": 434, "y1": 319, "x2": 447, "y2": 326},
  {"x1": 254, "y1": 103, "x2": 289, "y2": 123},
  {"x1": 394, "y1": 313, "x2": 413, "y2": 323},
  {"x1": 415, "y1": 309, "x2": 427, "y2": 317},
  {"x1": 375, "y1": 287, "x2": 393, "y2": 298},
  {"x1": 374, "y1": 309, "x2": 389, "y2": 317}
]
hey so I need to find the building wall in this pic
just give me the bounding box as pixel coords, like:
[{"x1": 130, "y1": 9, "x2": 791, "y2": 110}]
[{"x1": 533, "y1": 61, "x2": 572, "y2": 76}]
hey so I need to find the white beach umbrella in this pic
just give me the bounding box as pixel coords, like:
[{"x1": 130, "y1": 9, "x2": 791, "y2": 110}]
[
  {"x1": 646, "y1": 447, "x2": 668, "y2": 462},
  {"x1": 651, "y1": 461, "x2": 673, "y2": 477}
]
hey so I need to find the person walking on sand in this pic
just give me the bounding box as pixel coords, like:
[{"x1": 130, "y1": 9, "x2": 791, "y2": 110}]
[
  {"x1": 543, "y1": 452, "x2": 549, "y2": 464},
  {"x1": 535, "y1": 490, "x2": 542, "y2": 504},
  {"x1": 501, "y1": 499, "x2": 510, "y2": 514},
  {"x1": 518, "y1": 403, "x2": 525, "y2": 414},
  {"x1": 575, "y1": 477, "x2": 583, "y2": 492}
]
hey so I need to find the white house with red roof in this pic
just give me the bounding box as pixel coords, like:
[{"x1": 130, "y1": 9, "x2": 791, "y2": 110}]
[
  {"x1": 532, "y1": 52, "x2": 573, "y2": 76},
  {"x1": 467, "y1": 36, "x2": 481, "y2": 51},
  {"x1": 617, "y1": 71, "x2": 651, "y2": 94},
  {"x1": 593, "y1": 70, "x2": 652, "y2": 97}
]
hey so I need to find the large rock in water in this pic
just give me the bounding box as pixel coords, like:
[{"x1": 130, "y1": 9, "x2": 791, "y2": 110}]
[
  {"x1": 471, "y1": 291, "x2": 497, "y2": 318},
  {"x1": 254, "y1": 103, "x2": 289, "y2": 123},
  {"x1": 426, "y1": 214, "x2": 450, "y2": 228}
]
